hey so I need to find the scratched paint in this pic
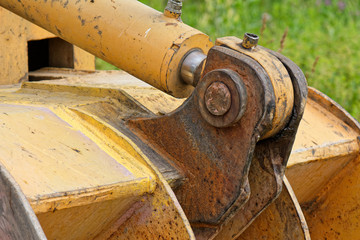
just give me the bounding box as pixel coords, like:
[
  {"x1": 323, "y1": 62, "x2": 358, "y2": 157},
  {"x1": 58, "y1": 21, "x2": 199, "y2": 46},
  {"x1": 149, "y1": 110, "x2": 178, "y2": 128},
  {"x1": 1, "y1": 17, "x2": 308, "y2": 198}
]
[
  {"x1": 144, "y1": 28, "x2": 151, "y2": 38},
  {"x1": 0, "y1": 0, "x2": 212, "y2": 97}
]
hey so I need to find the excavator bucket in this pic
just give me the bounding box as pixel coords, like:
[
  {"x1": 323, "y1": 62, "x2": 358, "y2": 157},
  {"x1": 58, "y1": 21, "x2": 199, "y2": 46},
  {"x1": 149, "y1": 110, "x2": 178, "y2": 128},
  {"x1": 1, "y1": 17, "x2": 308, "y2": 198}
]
[{"x1": 0, "y1": 1, "x2": 359, "y2": 239}]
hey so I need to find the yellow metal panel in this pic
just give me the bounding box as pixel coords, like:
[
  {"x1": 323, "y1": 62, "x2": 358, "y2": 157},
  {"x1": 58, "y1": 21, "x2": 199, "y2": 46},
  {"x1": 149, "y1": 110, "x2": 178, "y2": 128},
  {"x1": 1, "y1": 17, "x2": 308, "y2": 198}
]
[
  {"x1": 290, "y1": 98, "x2": 359, "y2": 160},
  {"x1": 37, "y1": 197, "x2": 138, "y2": 240},
  {"x1": 287, "y1": 87, "x2": 360, "y2": 239},
  {"x1": 0, "y1": 104, "x2": 154, "y2": 213},
  {"x1": 68, "y1": 102, "x2": 195, "y2": 239},
  {"x1": 25, "y1": 22, "x2": 55, "y2": 41},
  {"x1": 6, "y1": 67, "x2": 360, "y2": 239},
  {"x1": 103, "y1": 184, "x2": 196, "y2": 240},
  {"x1": 287, "y1": 154, "x2": 357, "y2": 204},
  {"x1": 27, "y1": 69, "x2": 186, "y2": 114},
  {"x1": 287, "y1": 88, "x2": 360, "y2": 204},
  {"x1": 74, "y1": 46, "x2": 95, "y2": 70},
  {"x1": 304, "y1": 155, "x2": 360, "y2": 239},
  {"x1": 0, "y1": 8, "x2": 28, "y2": 84},
  {"x1": 0, "y1": 73, "x2": 195, "y2": 239}
]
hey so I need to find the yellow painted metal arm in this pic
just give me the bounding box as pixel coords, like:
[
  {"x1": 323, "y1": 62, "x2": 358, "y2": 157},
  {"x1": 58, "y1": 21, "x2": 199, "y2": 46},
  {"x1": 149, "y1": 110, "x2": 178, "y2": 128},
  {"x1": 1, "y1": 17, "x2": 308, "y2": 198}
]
[{"x1": 0, "y1": 0, "x2": 212, "y2": 97}]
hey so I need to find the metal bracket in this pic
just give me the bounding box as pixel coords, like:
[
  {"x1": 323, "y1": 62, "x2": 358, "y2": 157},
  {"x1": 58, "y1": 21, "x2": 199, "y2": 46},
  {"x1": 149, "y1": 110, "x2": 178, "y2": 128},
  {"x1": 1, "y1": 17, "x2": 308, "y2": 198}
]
[{"x1": 127, "y1": 37, "x2": 307, "y2": 239}]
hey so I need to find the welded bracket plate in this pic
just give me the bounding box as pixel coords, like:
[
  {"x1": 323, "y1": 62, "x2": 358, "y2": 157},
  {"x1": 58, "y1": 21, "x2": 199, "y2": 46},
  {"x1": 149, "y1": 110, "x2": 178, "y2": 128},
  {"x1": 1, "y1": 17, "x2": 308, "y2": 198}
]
[{"x1": 127, "y1": 40, "x2": 307, "y2": 239}]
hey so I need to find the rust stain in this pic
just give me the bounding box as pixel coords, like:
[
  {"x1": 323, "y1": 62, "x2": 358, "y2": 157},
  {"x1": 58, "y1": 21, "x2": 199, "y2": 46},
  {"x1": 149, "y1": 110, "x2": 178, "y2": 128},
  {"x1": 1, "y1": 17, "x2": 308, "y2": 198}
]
[{"x1": 165, "y1": 22, "x2": 178, "y2": 26}]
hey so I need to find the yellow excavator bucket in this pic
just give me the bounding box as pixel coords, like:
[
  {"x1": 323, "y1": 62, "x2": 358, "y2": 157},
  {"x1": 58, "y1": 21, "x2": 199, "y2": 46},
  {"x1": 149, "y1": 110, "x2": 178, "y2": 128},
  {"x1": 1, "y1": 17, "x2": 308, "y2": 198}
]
[{"x1": 0, "y1": 1, "x2": 359, "y2": 239}]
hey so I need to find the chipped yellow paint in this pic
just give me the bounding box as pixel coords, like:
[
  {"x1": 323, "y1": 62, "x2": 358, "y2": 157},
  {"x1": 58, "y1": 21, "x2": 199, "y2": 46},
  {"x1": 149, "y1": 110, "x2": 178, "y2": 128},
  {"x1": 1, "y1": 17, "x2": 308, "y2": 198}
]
[
  {"x1": 287, "y1": 88, "x2": 360, "y2": 204},
  {"x1": 287, "y1": 87, "x2": 360, "y2": 239},
  {"x1": 0, "y1": 0, "x2": 212, "y2": 97},
  {"x1": 0, "y1": 102, "x2": 155, "y2": 239},
  {"x1": 302, "y1": 154, "x2": 360, "y2": 240},
  {"x1": 2, "y1": 0, "x2": 359, "y2": 237},
  {"x1": 0, "y1": 103, "x2": 155, "y2": 212},
  {"x1": 216, "y1": 37, "x2": 294, "y2": 138},
  {"x1": 1, "y1": 63, "x2": 360, "y2": 239},
  {"x1": 66, "y1": 107, "x2": 195, "y2": 239},
  {"x1": 25, "y1": 68, "x2": 186, "y2": 113},
  {"x1": 52, "y1": 106, "x2": 194, "y2": 239},
  {"x1": 0, "y1": 71, "x2": 195, "y2": 239}
]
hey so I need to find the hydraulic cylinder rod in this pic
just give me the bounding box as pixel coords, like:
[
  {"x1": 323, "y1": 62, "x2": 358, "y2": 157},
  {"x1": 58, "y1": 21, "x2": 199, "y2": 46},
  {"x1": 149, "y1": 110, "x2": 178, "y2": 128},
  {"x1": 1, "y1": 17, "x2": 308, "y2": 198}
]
[{"x1": 0, "y1": 0, "x2": 212, "y2": 97}]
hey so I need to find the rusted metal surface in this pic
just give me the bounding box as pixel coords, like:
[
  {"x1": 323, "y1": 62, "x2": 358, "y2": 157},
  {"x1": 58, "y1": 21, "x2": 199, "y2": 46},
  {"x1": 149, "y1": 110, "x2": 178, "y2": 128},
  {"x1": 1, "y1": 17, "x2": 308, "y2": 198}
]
[
  {"x1": 63, "y1": 95, "x2": 196, "y2": 240},
  {"x1": 102, "y1": 182, "x2": 195, "y2": 240},
  {"x1": 4, "y1": 65, "x2": 360, "y2": 239},
  {"x1": 127, "y1": 42, "x2": 306, "y2": 238},
  {"x1": 241, "y1": 33, "x2": 259, "y2": 49},
  {"x1": 129, "y1": 47, "x2": 266, "y2": 225},
  {"x1": 1, "y1": 0, "x2": 359, "y2": 237},
  {"x1": 205, "y1": 81, "x2": 232, "y2": 116},
  {"x1": 199, "y1": 69, "x2": 247, "y2": 127},
  {"x1": 0, "y1": 163, "x2": 46, "y2": 240},
  {"x1": 128, "y1": 46, "x2": 273, "y2": 229},
  {"x1": 213, "y1": 45, "x2": 307, "y2": 239},
  {"x1": 238, "y1": 177, "x2": 310, "y2": 240},
  {"x1": 216, "y1": 37, "x2": 294, "y2": 138},
  {"x1": 0, "y1": 74, "x2": 195, "y2": 239}
]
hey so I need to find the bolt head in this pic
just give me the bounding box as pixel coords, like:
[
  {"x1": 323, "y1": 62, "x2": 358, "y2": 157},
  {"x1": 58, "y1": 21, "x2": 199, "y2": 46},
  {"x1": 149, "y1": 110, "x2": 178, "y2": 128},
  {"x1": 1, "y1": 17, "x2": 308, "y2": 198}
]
[
  {"x1": 205, "y1": 82, "x2": 232, "y2": 116},
  {"x1": 197, "y1": 69, "x2": 247, "y2": 128}
]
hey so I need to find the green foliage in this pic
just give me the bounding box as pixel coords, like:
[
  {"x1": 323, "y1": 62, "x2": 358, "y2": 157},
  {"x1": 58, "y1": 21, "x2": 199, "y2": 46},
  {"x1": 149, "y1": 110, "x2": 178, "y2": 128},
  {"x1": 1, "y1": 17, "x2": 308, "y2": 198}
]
[
  {"x1": 95, "y1": 58, "x2": 118, "y2": 70},
  {"x1": 97, "y1": 0, "x2": 360, "y2": 119}
]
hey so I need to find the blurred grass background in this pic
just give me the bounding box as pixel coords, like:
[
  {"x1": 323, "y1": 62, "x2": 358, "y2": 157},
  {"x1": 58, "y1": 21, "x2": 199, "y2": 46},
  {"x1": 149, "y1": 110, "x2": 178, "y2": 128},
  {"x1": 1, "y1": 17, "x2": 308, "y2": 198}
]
[{"x1": 96, "y1": 0, "x2": 360, "y2": 120}]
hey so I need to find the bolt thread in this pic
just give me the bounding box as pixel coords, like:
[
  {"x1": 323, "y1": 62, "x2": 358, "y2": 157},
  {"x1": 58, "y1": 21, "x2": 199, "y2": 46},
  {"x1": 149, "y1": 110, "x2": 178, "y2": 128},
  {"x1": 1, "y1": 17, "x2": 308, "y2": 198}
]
[
  {"x1": 242, "y1": 33, "x2": 259, "y2": 49},
  {"x1": 165, "y1": 0, "x2": 182, "y2": 14}
]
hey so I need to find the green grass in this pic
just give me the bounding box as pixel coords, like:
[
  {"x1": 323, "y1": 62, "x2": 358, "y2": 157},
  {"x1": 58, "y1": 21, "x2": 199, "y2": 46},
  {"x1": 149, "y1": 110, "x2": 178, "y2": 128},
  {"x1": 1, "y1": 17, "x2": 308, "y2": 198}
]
[{"x1": 97, "y1": 0, "x2": 360, "y2": 120}]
